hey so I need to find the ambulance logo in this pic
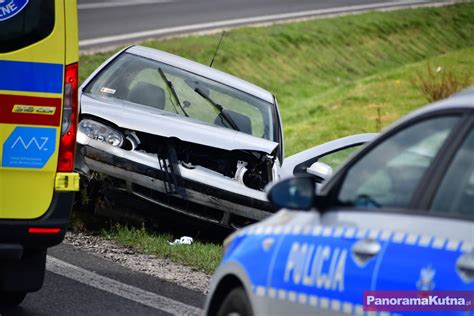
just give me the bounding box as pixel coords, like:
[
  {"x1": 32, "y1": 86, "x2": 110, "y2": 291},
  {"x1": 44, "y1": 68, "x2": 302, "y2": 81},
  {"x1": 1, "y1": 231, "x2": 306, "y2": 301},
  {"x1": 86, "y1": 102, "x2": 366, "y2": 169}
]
[
  {"x1": 11, "y1": 136, "x2": 49, "y2": 151},
  {"x1": 2, "y1": 127, "x2": 55, "y2": 168},
  {"x1": 0, "y1": 0, "x2": 29, "y2": 22}
]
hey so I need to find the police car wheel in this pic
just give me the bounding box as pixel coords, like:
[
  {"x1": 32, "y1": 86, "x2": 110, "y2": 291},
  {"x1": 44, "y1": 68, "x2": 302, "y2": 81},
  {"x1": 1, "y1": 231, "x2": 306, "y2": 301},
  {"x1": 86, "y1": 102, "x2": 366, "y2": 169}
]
[
  {"x1": 216, "y1": 287, "x2": 253, "y2": 316},
  {"x1": 0, "y1": 291, "x2": 27, "y2": 307}
]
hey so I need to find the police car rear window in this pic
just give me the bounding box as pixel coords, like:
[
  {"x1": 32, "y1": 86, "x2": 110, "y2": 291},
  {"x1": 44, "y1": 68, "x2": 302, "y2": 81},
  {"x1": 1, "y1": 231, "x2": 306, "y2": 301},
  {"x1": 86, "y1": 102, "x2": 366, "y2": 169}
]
[{"x1": 0, "y1": 0, "x2": 55, "y2": 53}]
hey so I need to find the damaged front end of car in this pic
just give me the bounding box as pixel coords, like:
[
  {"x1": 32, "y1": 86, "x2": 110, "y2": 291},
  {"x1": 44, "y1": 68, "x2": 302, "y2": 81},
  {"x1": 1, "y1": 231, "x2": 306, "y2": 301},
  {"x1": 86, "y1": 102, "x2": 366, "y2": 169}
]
[
  {"x1": 75, "y1": 117, "x2": 279, "y2": 228},
  {"x1": 75, "y1": 46, "x2": 284, "y2": 228}
]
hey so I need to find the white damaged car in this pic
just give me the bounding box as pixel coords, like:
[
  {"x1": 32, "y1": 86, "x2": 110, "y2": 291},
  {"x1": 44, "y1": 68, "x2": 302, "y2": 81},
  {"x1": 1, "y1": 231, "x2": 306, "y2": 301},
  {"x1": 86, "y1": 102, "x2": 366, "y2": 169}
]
[{"x1": 76, "y1": 45, "x2": 375, "y2": 228}]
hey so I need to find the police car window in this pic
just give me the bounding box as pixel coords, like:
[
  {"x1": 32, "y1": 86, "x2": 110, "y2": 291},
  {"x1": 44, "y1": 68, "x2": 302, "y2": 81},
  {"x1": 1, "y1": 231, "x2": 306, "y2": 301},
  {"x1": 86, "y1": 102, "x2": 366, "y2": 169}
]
[
  {"x1": 431, "y1": 127, "x2": 474, "y2": 218},
  {"x1": 336, "y1": 116, "x2": 459, "y2": 209},
  {"x1": 0, "y1": 0, "x2": 54, "y2": 53}
]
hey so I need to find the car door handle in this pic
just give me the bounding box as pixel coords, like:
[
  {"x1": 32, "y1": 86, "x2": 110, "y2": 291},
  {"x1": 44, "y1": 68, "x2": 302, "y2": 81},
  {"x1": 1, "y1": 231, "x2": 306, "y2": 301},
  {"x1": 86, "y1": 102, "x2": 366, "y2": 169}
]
[
  {"x1": 456, "y1": 252, "x2": 474, "y2": 282},
  {"x1": 352, "y1": 239, "x2": 381, "y2": 267}
]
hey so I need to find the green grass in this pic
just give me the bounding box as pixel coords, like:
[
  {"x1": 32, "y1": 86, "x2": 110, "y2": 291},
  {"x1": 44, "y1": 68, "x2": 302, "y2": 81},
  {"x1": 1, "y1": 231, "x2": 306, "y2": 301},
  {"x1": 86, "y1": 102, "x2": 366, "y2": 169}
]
[
  {"x1": 101, "y1": 225, "x2": 222, "y2": 274},
  {"x1": 76, "y1": 3, "x2": 474, "y2": 273},
  {"x1": 286, "y1": 47, "x2": 474, "y2": 154},
  {"x1": 80, "y1": 3, "x2": 474, "y2": 155}
]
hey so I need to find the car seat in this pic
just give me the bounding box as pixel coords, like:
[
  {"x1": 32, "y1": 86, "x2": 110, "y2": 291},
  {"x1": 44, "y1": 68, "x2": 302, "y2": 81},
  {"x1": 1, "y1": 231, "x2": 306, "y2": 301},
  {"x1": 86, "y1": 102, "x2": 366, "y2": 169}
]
[
  {"x1": 214, "y1": 110, "x2": 252, "y2": 135},
  {"x1": 128, "y1": 81, "x2": 165, "y2": 110}
]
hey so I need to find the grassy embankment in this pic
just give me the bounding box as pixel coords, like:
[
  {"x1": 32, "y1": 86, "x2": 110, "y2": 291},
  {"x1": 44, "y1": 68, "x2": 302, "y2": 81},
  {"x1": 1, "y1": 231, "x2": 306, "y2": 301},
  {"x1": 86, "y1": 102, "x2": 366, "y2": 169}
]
[{"x1": 75, "y1": 3, "x2": 474, "y2": 274}]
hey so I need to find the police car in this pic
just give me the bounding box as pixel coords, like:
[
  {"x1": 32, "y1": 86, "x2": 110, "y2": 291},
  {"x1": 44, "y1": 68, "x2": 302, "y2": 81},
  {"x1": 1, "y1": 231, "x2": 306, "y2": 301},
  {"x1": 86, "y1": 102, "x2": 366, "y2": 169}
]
[{"x1": 204, "y1": 89, "x2": 474, "y2": 316}]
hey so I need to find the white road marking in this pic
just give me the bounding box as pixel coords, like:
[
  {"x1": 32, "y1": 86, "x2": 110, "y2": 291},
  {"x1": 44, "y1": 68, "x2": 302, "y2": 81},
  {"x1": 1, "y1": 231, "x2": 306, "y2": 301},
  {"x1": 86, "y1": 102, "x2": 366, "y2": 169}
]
[
  {"x1": 46, "y1": 256, "x2": 202, "y2": 316},
  {"x1": 79, "y1": 1, "x2": 431, "y2": 47},
  {"x1": 78, "y1": 0, "x2": 174, "y2": 10}
]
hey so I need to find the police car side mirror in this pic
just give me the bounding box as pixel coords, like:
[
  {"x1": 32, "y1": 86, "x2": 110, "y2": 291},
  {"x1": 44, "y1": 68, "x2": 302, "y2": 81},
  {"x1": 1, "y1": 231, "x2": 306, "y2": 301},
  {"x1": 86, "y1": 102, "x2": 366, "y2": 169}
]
[{"x1": 267, "y1": 176, "x2": 315, "y2": 211}]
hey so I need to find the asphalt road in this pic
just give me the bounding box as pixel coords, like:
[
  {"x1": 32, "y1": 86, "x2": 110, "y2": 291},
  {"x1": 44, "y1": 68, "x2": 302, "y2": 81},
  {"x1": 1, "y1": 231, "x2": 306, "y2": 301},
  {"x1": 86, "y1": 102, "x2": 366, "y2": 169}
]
[
  {"x1": 78, "y1": 0, "x2": 435, "y2": 49},
  {"x1": 0, "y1": 244, "x2": 205, "y2": 316}
]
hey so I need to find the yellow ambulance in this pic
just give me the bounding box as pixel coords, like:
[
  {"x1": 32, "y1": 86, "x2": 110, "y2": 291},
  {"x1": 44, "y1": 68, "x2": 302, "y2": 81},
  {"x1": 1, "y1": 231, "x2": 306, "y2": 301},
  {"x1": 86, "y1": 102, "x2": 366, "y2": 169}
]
[{"x1": 0, "y1": 0, "x2": 79, "y2": 306}]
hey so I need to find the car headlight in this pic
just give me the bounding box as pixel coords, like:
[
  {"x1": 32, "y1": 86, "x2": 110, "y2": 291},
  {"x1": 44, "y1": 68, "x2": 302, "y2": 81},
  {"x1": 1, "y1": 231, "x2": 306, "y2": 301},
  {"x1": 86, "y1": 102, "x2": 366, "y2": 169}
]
[{"x1": 79, "y1": 119, "x2": 124, "y2": 147}]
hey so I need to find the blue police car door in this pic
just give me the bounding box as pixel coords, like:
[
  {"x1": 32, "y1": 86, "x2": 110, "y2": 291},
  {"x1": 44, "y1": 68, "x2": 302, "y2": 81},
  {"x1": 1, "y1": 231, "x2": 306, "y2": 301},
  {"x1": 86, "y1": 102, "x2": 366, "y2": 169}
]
[
  {"x1": 267, "y1": 210, "x2": 385, "y2": 315},
  {"x1": 323, "y1": 113, "x2": 472, "y2": 315},
  {"x1": 372, "y1": 117, "x2": 474, "y2": 315}
]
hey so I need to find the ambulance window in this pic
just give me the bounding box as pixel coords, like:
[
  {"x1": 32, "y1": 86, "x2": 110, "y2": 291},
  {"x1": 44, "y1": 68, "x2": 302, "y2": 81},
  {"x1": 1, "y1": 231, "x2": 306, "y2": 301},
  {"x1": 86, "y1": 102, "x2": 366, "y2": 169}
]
[{"x1": 0, "y1": 0, "x2": 55, "y2": 53}]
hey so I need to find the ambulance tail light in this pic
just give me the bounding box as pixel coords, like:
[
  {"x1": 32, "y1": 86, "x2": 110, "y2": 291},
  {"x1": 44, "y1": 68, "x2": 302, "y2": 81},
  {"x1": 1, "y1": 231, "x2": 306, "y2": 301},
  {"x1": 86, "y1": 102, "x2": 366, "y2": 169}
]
[
  {"x1": 28, "y1": 227, "x2": 62, "y2": 234},
  {"x1": 58, "y1": 63, "x2": 79, "y2": 172}
]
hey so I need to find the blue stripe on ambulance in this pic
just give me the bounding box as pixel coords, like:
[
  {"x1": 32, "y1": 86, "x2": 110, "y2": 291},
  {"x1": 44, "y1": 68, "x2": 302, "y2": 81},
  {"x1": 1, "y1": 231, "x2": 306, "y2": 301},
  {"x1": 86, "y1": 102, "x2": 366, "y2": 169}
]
[{"x1": 0, "y1": 60, "x2": 63, "y2": 94}]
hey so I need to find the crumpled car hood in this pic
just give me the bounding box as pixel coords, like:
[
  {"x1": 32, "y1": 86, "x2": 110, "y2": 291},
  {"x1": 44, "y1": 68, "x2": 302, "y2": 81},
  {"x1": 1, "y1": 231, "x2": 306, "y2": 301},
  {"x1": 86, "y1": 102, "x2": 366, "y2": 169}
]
[{"x1": 81, "y1": 93, "x2": 279, "y2": 155}]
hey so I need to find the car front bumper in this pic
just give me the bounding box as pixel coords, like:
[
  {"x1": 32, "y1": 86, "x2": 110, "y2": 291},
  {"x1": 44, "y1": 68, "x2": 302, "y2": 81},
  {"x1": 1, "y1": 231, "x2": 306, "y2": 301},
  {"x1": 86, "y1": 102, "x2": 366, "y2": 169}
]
[{"x1": 76, "y1": 135, "x2": 274, "y2": 227}]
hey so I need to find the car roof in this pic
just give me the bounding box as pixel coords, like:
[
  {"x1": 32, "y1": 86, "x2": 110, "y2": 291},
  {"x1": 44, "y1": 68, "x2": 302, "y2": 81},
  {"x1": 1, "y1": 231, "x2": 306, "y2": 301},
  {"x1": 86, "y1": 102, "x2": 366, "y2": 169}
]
[
  {"x1": 384, "y1": 87, "x2": 474, "y2": 130},
  {"x1": 126, "y1": 45, "x2": 275, "y2": 104},
  {"x1": 409, "y1": 87, "x2": 474, "y2": 116}
]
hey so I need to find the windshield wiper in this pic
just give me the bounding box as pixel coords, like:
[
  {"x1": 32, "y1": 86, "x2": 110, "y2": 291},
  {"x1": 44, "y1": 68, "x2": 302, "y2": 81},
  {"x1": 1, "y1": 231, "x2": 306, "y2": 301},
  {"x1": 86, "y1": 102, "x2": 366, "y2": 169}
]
[
  {"x1": 193, "y1": 87, "x2": 240, "y2": 132},
  {"x1": 158, "y1": 68, "x2": 189, "y2": 117}
]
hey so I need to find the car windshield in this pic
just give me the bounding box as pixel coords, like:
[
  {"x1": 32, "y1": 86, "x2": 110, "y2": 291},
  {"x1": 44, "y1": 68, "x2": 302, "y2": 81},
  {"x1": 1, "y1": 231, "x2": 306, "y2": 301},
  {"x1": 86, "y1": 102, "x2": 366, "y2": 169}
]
[{"x1": 84, "y1": 52, "x2": 276, "y2": 141}]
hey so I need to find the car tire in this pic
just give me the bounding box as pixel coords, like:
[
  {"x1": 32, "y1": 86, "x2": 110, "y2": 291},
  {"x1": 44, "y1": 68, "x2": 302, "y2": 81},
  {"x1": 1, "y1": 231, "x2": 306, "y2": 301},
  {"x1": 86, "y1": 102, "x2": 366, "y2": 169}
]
[
  {"x1": 0, "y1": 291, "x2": 27, "y2": 307},
  {"x1": 216, "y1": 287, "x2": 253, "y2": 316}
]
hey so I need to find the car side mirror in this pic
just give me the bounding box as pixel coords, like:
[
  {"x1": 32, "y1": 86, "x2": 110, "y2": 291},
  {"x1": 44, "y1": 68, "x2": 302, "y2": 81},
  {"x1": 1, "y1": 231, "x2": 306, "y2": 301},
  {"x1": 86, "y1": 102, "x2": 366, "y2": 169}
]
[
  {"x1": 307, "y1": 161, "x2": 333, "y2": 181},
  {"x1": 267, "y1": 177, "x2": 315, "y2": 211}
]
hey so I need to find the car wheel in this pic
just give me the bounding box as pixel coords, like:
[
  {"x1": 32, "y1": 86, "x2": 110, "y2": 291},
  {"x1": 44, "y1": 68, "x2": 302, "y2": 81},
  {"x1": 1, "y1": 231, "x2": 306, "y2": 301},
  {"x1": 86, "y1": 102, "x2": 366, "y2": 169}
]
[
  {"x1": 0, "y1": 291, "x2": 27, "y2": 307},
  {"x1": 216, "y1": 287, "x2": 253, "y2": 316}
]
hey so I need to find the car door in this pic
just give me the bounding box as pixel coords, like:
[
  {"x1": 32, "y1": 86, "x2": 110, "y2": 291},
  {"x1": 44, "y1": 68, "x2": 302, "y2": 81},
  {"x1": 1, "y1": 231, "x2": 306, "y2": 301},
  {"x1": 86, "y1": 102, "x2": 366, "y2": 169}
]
[
  {"x1": 280, "y1": 133, "x2": 377, "y2": 180},
  {"x1": 315, "y1": 112, "x2": 471, "y2": 315},
  {"x1": 373, "y1": 114, "x2": 474, "y2": 315},
  {"x1": 267, "y1": 209, "x2": 386, "y2": 315}
]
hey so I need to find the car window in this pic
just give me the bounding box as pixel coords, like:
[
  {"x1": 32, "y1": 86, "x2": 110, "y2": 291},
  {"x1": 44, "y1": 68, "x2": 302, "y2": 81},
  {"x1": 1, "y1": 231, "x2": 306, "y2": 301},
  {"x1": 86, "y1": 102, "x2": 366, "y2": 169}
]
[
  {"x1": 85, "y1": 53, "x2": 276, "y2": 141},
  {"x1": 431, "y1": 127, "x2": 474, "y2": 218},
  {"x1": 335, "y1": 116, "x2": 459, "y2": 209},
  {"x1": 0, "y1": 0, "x2": 55, "y2": 53},
  {"x1": 318, "y1": 145, "x2": 362, "y2": 170}
]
